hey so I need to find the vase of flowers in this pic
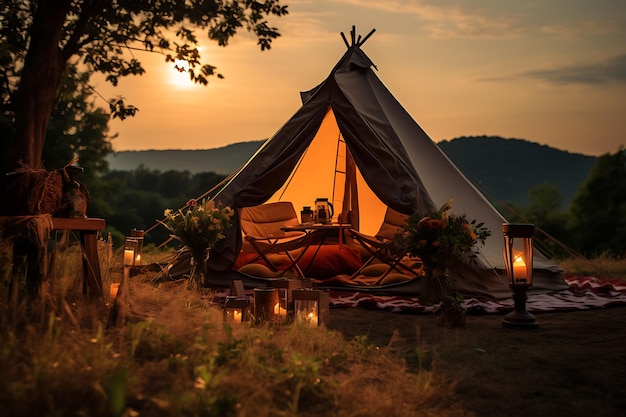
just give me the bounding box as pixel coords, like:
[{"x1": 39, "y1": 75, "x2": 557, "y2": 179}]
[
  {"x1": 161, "y1": 198, "x2": 233, "y2": 286},
  {"x1": 396, "y1": 199, "x2": 491, "y2": 306}
]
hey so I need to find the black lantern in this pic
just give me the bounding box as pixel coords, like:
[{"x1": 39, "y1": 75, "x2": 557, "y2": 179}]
[
  {"x1": 502, "y1": 223, "x2": 538, "y2": 329},
  {"x1": 223, "y1": 296, "x2": 251, "y2": 323},
  {"x1": 292, "y1": 289, "x2": 330, "y2": 326},
  {"x1": 130, "y1": 229, "x2": 144, "y2": 265}
]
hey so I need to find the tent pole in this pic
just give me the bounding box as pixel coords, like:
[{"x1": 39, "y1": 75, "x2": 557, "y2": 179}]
[
  {"x1": 340, "y1": 32, "x2": 350, "y2": 48},
  {"x1": 360, "y1": 29, "x2": 376, "y2": 45}
]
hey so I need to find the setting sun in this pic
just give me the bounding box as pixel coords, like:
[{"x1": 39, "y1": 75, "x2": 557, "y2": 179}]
[{"x1": 167, "y1": 59, "x2": 196, "y2": 89}]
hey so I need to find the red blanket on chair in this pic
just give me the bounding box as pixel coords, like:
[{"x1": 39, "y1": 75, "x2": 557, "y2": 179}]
[{"x1": 235, "y1": 244, "x2": 362, "y2": 278}]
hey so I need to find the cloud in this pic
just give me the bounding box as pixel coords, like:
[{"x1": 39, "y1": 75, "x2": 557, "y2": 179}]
[
  {"x1": 520, "y1": 54, "x2": 626, "y2": 85},
  {"x1": 540, "y1": 19, "x2": 626, "y2": 38},
  {"x1": 334, "y1": 0, "x2": 626, "y2": 39},
  {"x1": 332, "y1": 0, "x2": 530, "y2": 38}
]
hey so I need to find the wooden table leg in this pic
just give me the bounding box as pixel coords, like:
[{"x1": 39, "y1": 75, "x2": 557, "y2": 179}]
[{"x1": 80, "y1": 230, "x2": 103, "y2": 297}]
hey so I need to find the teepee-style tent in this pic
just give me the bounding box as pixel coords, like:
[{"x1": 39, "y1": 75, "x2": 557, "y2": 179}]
[{"x1": 205, "y1": 28, "x2": 567, "y2": 299}]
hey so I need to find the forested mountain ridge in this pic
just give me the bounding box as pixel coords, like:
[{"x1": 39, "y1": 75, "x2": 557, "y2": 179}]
[
  {"x1": 437, "y1": 136, "x2": 596, "y2": 208},
  {"x1": 106, "y1": 136, "x2": 596, "y2": 208},
  {"x1": 107, "y1": 140, "x2": 266, "y2": 176}
]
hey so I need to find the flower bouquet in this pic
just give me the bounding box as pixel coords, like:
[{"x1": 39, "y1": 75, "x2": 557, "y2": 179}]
[
  {"x1": 161, "y1": 198, "x2": 233, "y2": 285},
  {"x1": 395, "y1": 199, "x2": 490, "y2": 305}
]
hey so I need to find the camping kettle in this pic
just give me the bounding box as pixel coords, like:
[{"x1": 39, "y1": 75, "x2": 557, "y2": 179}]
[{"x1": 314, "y1": 198, "x2": 334, "y2": 223}]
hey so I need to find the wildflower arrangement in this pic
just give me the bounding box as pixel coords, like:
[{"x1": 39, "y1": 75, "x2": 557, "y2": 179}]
[
  {"x1": 396, "y1": 199, "x2": 491, "y2": 272},
  {"x1": 395, "y1": 199, "x2": 491, "y2": 307},
  {"x1": 162, "y1": 198, "x2": 234, "y2": 258}
]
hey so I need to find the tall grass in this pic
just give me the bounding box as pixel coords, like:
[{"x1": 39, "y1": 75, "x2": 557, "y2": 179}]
[
  {"x1": 0, "y1": 240, "x2": 466, "y2": 417},
  {"x1": 2, "y1": 236, "x2": 624, "y2": 417},
  {"x1": 557, "y1": 253, "x2": 626, "y2": 279}
]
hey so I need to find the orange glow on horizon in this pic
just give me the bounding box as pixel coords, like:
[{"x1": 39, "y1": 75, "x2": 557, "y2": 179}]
[{"x1": 95, "y1": 3, "x2": 624, "y2": 156}]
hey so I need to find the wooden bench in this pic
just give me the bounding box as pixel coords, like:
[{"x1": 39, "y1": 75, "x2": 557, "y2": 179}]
[
  {"x1": 2, "y1": 215, "x2": 106, "y2": 297},
  {"x1": 52, "y1": 217, "x2": 106, "y2": 297}
]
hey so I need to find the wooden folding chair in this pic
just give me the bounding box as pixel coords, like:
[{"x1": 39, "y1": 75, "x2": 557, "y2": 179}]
[
  {"x1": 240, "y1": 202, "x2": 313, "y2": 277},
  {"x1": 349, "y1": 207, "x2": 421, "y2": 283}
]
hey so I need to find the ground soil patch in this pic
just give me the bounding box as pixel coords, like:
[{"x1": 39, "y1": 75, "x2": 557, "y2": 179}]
[{"x1": 326, "y1": 304, "x2": 626, "y2": 417}]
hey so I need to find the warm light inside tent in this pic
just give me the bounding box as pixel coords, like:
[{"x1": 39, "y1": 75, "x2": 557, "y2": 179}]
[{"x1": 268, "y1": 108, "x2": 387, "y2": 235}]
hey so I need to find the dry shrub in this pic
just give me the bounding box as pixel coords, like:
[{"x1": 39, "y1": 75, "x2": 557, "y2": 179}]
[
  {"x1": 0, "y1": 169, "x2": 64, "y2": 215},
  {"x1": 558, "y1": 253, "x2": 626, "y2": 279},
  {"x1": 132, "y1": 278, "x2": 221, "y2": 337}
]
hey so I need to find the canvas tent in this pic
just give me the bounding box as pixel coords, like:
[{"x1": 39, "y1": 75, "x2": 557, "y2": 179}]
[{"x1": 202, "y1": 30, "x2": 567, "y2": 299}]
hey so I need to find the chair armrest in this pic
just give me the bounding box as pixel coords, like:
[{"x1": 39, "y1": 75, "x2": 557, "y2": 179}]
[{"x1": 349, "y1": 229, "x2": 385, "y2": 245}]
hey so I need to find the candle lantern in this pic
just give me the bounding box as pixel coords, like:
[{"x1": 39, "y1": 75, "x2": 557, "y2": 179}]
[
  {"x1": 109, "y1": 283, "x2": 120, "y2": 301},
  {"x1": 223, "y1": 296, "x2": 251, "y2": 323},
  {"x1": 292, "y1": 289, "x2": 329, "y2": 326},
  {"x1": 254, "y1": 288, "x2": 282, "y2": 324},
  {"x1": 130, "y1": 229, "x2": 144, "y2": 265},
  {"x1": 268, "y1": 278, "x2": 304, "y2": 317},
  {"x1": 123, "y1": 237, "x2": 139, "y2": 266},
  {"x1": 502, "y1": 223, "x2": 538, "y2": 329}
]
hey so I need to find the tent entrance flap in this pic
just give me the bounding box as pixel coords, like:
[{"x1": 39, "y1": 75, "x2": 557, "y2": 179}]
[{"x1": 268, "y1": 108, "x2": 387, "y2": 236}]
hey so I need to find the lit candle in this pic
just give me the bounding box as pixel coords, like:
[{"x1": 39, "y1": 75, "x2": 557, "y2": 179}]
[
  {"x1": 109, "y1": 283, "x2": 120, "y2": 300},
  {"x1": 274, "y1": 303, "x2": 287, "y2": 320},
  {"x1": 124, "y1": 249, "x2": 134, "y2": 266},
  {"x1": 135, "y1": 253, "x2": 141, "y2": 264},
  {"x1": 513, "y1": 255, "x2": 527, "y2": 284},
  {"x1": 306, "y1": 311, "x2": 318, "y2": 325},
  {"x1": 225, "y1": 309, "x2": 243, "y2": 323}
]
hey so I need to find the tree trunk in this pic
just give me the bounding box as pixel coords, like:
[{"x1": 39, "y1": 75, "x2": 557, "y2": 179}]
[{"x1": 10, "y1": 1, "x2": 72, "y2": 170}]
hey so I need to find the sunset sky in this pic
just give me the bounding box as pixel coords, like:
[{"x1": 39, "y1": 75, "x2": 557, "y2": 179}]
[{"x1": 95, "y1": 0, "x2": 626, "y2": 157}]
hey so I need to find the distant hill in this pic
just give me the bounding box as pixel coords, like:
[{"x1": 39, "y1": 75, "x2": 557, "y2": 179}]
[
  {"x1": 107, "y1": 136, "x2": 596, "y2": 208},
  {"x1": 438, "y1": 136, "x2": 595, "y2": 208},
  {"x1": 106, "y1": 140, "x2": 266, "y2": 175}
]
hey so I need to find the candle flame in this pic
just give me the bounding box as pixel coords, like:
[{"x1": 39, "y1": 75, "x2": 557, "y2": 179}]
[{"x1": 273, "y1": 303, "x2": 287, "y2": 319}]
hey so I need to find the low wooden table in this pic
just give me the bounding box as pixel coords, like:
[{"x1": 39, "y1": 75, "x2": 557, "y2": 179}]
[
  {"x1": 281, "y1": 223, "x2": 351, "y2": 275},
  {"x1": 282, "y1": 222, "x2": 350, "y2": 246},
  {"x1": 52, "y1": 217, "x2": 106, "y2": 297}
]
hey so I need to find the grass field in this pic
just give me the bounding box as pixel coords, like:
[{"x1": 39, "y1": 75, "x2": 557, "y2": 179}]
[{"x1": 1, "y1": 240, "x2": 625, "y2": 417}]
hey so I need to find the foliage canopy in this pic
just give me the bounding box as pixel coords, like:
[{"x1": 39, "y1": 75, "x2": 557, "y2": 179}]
[
  {"x1": 569, "y1": 148, "x2": 626, "y2": 255},
  {"x1": 0, "y1": 0, "x2": 288, "y2": 169}
]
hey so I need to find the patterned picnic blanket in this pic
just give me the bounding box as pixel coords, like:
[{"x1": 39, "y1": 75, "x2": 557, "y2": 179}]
[{"x1": 328, "y1": 275, "x2": 626, "y2": 314}]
